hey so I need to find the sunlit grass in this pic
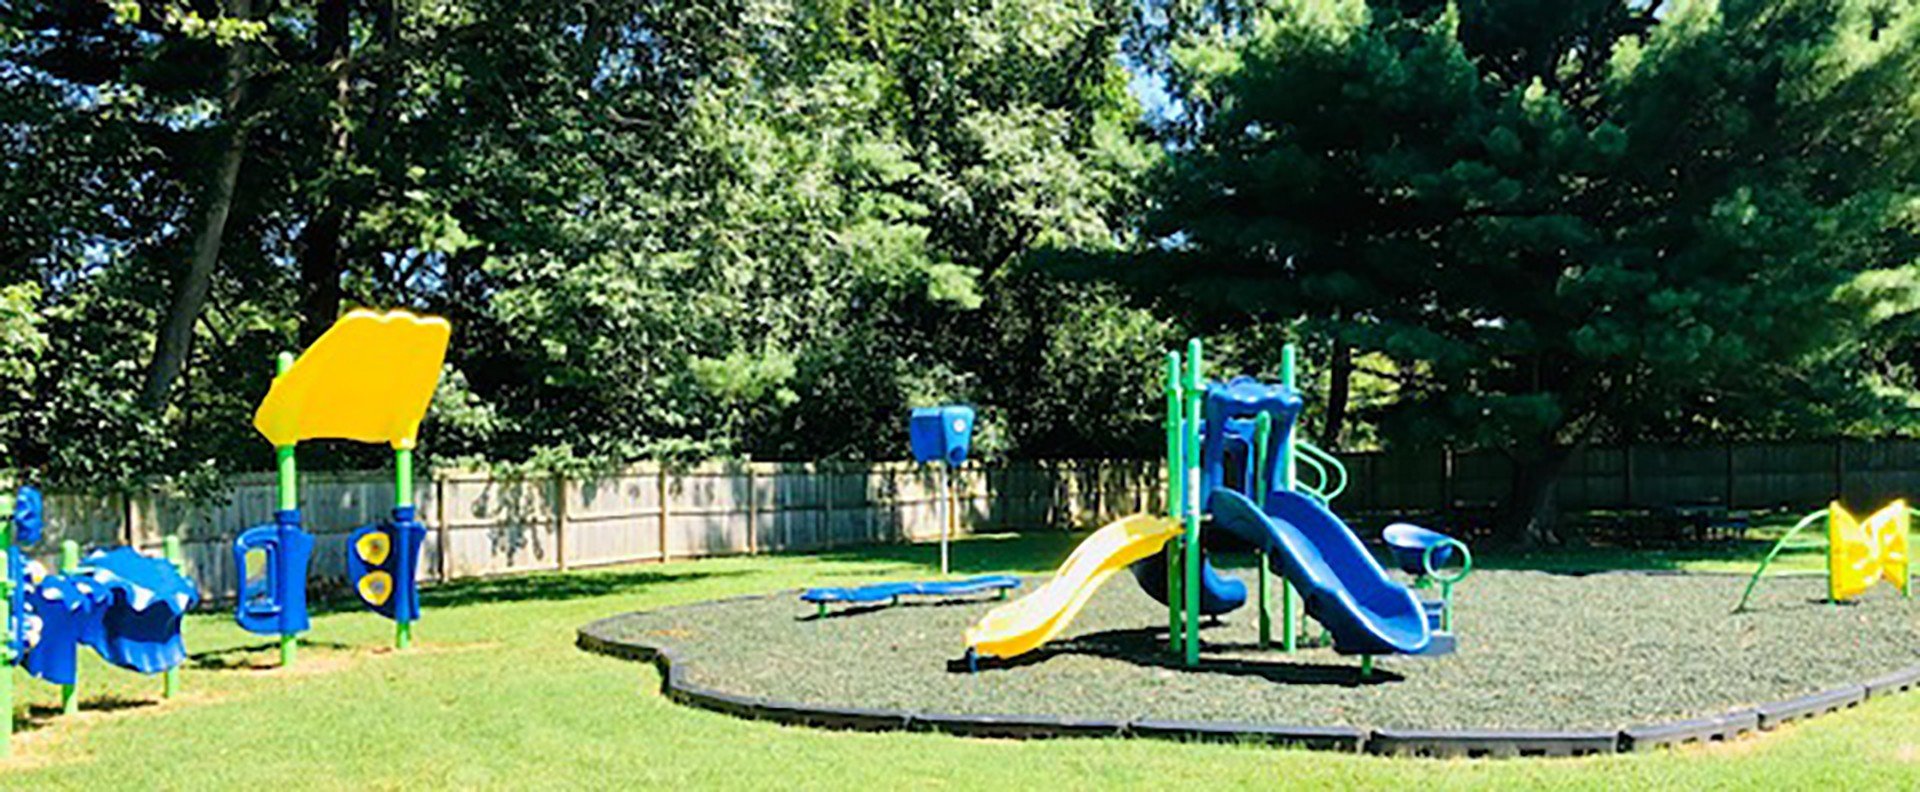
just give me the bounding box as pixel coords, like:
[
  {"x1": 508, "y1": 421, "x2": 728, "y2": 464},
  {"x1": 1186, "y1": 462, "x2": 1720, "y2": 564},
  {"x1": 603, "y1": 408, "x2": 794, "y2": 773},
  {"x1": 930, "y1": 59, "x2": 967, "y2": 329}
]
[{"x1": 3, "y1": 527, "x2": 1914, "y2": 790}]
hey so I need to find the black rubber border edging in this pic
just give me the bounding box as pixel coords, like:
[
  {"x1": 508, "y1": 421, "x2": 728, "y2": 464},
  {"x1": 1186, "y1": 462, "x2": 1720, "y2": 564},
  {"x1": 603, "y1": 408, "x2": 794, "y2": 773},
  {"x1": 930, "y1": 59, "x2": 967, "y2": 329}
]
[{"x1": 575, "y1": 588, "x2": 1920, "y2": 759}]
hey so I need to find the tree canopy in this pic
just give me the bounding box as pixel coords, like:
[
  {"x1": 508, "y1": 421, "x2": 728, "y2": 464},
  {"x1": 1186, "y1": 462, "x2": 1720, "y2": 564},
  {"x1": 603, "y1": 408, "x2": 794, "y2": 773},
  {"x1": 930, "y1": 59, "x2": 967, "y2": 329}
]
[
  {"x1": 4, "y1": 0, "x2": 1919, "y2": 543},
  {"x1": 1130, "y1": 0, "x2": 1920, "y2": 541}
]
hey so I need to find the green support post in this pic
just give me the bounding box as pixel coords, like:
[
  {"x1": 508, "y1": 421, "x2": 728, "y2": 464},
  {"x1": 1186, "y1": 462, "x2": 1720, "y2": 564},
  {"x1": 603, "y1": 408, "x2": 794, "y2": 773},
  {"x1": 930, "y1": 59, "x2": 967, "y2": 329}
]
[
  {"x1": 395, "y1": 446, "x2": 415, "y2": 650},
  {"x1": 1279, "y1": 344, "x2": 1299, "y2": 653},
  {"x1": 274, "y1": 352, "x2": 300, "y2": 668},
  {"x1": 163, "y1": 534, "x2": 183, "y2": 698},
  {"x1": 1254, "y1": 413, "x2": 1272, "y2": 649},
  {"x1": 59, "y1": 540, "x2": 79, "y2": 715},
  {"x1": 1182, "y1": 339, "x2": 1203, "y2": 667},
  {"x1": 1164, "y1": 352, "x2": 1184, "y2": 652},
  {"x1": 1, "y1": 488, "x2": 14, "y2": 757}
]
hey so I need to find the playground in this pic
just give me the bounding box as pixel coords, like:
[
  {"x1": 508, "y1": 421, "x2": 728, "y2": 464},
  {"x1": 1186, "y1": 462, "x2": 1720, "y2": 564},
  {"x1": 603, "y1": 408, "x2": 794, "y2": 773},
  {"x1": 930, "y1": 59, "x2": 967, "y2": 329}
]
[{"x1": 0, "y1": 534, "x2": 1915, "y2": 787}]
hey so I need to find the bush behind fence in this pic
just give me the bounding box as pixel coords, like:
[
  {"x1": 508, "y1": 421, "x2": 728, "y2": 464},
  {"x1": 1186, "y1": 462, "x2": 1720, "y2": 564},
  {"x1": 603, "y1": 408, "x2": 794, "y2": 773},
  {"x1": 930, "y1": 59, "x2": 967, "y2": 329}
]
[{"x1": 33, "y1": 438, "x2": 1920, "y2": 603}]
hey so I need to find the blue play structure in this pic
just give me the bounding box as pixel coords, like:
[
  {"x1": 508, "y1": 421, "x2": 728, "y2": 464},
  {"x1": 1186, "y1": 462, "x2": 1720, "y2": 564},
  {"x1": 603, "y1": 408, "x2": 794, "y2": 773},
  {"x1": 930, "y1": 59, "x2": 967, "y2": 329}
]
[
  {"x1": 3, "y1": 483, "x2": 198, "y2": 744},
  {"x1": 802, "y1": 574, "x2": 1019, "y2": 617},
  {"x1": 908, "y1": 404, "x2": 975, "y2": 575},
  {"x1": 347, "y1": 506, "x2": 429, "y2": 624},
  {"x1": 234, "y1": 507, "x2": 314, "y2": 640},
  {"x1": 909, "y1": 405, "x2": 975, "y2": 467},
  {"x1": 1141, "y1": 353, "x2": 1468, "y2": 668},
  {"x1": 1383, "y1": 523, "x2": 1458, "y2": 577}
]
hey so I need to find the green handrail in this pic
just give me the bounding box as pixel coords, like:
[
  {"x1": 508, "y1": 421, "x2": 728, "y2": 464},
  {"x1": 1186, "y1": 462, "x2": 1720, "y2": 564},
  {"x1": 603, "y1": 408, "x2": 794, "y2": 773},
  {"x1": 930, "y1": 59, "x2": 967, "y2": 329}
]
[
  {"x1": 1295, "y1": 440, "x2": 1348, "y2": 502},
  {"x1": 1733, "y1": 509, "x2": 1829, "y2": 613},
  {"x1": 1294, "y1": 449, "x2": 1332, "y2": 502}
]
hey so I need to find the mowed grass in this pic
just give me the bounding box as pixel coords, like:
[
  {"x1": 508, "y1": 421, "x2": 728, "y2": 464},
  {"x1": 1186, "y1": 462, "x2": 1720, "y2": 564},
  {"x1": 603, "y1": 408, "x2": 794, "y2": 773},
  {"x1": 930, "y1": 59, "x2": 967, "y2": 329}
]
[{"x1": 4, "y1": 526, "x2": 1918, "y2": 791}]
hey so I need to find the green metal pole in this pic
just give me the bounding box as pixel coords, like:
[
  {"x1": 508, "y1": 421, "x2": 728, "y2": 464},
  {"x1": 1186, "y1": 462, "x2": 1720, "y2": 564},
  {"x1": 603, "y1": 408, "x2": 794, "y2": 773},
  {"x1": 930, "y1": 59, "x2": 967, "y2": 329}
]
[
  {"x1": 274, "y1": 352, "x2": 300, "y2": 667},
  {"x1": 1164, "y1": 352, "x2": 1184, "y2": 653},
  {"x1": 1279, "y1": 343, "x2": 1298, "y2": 653},
  {"x1": 395, "y1": 446, "x2": 415, "y2": 650},
  {"x1": 1254, "y1": 413, "x2": 1272, "y2": 649},
  {"x1": 59, "y1": 540, "x2": 79, "y2": 715},
  {"x1": 163, "y1": 535, "x2": 183, "y2": 698},
  {"x1": 0, "y1": 489, "x2": 14, "y2": 757},
  {"x1": 1183, "y1": 338, "x2": 1203, "y2": 667}
]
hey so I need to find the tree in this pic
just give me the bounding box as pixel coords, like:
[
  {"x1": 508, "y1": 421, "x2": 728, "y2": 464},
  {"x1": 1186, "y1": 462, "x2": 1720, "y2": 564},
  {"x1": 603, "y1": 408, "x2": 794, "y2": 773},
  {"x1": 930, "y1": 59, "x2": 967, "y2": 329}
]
[{"x1": 1132, "y1": 0, "x2": 1920, "y2": 543}]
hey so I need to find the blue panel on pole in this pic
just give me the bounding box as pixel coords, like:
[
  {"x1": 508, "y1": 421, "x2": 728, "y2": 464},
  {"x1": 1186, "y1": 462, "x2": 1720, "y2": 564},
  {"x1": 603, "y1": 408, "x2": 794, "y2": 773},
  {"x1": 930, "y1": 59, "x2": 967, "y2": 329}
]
[
  {"x1": 909, "y1": 405, "x2": 975, "y2": 466},
  {"x1": 233, "y1": 509, "x2": 314, "y2": 636},
  {"x1": 347, "y1": 506, "x2": 426, "y2": 623}
]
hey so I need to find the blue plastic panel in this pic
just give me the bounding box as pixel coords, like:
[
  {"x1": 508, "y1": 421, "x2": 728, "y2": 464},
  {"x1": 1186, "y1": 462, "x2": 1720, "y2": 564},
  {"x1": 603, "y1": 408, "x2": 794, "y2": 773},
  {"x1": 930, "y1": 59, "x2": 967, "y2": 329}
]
[
  {"x1": 909, "y1": 405, "x2": 975, "y2": 466},
  {"x1": 232, "y1": 509, "x2": 314, "y2": 636}
]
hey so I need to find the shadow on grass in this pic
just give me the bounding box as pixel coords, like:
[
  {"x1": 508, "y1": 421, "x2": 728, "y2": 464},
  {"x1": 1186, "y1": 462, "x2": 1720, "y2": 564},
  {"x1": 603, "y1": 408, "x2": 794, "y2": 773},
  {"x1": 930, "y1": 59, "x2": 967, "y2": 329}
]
[
  {"x1": 957, "y1": 626, "x2": 1402, "y2": 687},
  {"x1": 188, "y1": 640, "x2": 357, "y2": 671},
  {"x1": 14, "y1": 695, "x2": 157, "y2": 733},
  {"x1": 289, "y1": 567, "x2": 746, "y2": 618}
]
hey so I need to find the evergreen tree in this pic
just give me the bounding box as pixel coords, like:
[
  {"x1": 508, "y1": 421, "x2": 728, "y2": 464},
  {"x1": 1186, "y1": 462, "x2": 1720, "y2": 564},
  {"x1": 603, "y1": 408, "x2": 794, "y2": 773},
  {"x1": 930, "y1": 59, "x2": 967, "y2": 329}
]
[{"x1": 1135, "y1": 0, "x2": 1920, "y2": 542}]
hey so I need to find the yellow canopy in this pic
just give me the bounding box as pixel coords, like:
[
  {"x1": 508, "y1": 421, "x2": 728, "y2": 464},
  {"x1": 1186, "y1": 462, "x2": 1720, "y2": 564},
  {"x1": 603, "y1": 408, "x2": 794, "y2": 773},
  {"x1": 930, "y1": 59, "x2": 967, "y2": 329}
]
[{"x1": 252, "y1": 309, "x2": 451, "y2": 449}]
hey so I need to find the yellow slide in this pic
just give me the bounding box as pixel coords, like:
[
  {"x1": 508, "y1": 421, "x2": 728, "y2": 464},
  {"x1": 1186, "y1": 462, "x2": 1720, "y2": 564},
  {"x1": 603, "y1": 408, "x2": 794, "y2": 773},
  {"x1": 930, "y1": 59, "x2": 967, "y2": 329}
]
[{"x1": 964, "y1": 514, "x2": 1181, "y2": 659}]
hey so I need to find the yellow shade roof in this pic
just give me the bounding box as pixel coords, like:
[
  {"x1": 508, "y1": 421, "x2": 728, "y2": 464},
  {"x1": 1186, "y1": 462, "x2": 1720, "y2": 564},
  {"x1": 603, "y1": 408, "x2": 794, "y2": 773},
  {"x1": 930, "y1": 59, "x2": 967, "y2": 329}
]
[{"x1": 252, "y1": 309, "x2": 452, "y2": 449}]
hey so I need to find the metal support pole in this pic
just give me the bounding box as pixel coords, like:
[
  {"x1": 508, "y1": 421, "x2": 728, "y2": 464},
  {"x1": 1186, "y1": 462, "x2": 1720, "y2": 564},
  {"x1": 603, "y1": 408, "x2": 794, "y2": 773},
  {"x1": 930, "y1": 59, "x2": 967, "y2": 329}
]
[
  {"x1": 395, "y1": 446, "x2": 414, "y2": 650},
  {"x1": 274, "y1": 351, "x2": 300, "y2": 667},
  {"x1": 163, "y1": 534, "x2": 183, "y2": 698},
  {"x1": 1164, "y1": 352, "x2": 1183, "y2": 652},
  {"x1": 939, "y1": 463, "x2": 951, "y2": 576},
  {"x1": 1254, "y1": 412, "x2": 1272, "y2": 649},
  {"x1": 1183, "y1": 339, "x2": 1203, "y2": 666},
  {"x1": 59, "y1": 540, "x2": 79, "y2": 715},
  {"x1": 1, "y1": 489, "x2": 14, "y2": 756},
  {"x1": 1280, "y1": 344, "x2": 1299, "y2": 652}
]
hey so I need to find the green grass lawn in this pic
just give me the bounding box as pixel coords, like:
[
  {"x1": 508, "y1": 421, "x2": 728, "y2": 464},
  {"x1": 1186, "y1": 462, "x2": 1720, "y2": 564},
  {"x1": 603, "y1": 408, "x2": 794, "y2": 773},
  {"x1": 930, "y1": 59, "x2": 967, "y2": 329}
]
[{"x1": 5, "y1": 529, "x2": 1917, "y2": 790}]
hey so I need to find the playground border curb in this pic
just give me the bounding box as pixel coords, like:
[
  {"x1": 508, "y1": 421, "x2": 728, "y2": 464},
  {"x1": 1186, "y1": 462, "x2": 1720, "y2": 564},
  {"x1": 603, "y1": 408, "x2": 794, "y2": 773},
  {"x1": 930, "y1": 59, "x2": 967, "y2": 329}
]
[{"x1": 576, "y1": 591, "x2": 1920, "y2": 759}]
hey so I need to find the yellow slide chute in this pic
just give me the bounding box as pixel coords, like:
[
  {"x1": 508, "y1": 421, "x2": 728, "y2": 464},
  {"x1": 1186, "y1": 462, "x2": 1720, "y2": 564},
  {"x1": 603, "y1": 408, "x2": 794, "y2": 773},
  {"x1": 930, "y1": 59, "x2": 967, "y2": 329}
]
[
  {"x1": 964, "y1": 514, "x2": 1181, "y2": 660},
  {"x1": 252, "y1": 308, "x2": 452, "y2": 449},
  {"x1": 1830, "y1": 500, "x2": 1910, "y2": 602}
]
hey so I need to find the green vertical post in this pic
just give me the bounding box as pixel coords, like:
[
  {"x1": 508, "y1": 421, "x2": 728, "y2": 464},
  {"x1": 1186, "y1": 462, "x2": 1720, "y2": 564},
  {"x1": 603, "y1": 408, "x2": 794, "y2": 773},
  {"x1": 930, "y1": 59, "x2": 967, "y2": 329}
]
[
  {"x1": 1254, "y1": 412, "x2": 1272, "y2": 649},
  {"x1": 274, "y1": 352, "x2": 299, "y2": 667},
  {"x1": 59, "y1": 540, "x2": 79, "y2": 715},
  {"x1": 1279, "y1": 343, "x2": 1299, "y2": 653},
  {"x1": 1183, "y1": 338, "x2": 1204, "y2": 666},
  {"x1": 1164, "y1": 352, "x2": 1184, "y2": 652},
  {"x1": 395, "y1": 446, "x2": 415, "y2": 650},
  {"x1": 163, "y1": 534, "x2": 183, "y2": 698},
  {"x1": 0, "y1": 489, "x2": 14, "y2": 757}
]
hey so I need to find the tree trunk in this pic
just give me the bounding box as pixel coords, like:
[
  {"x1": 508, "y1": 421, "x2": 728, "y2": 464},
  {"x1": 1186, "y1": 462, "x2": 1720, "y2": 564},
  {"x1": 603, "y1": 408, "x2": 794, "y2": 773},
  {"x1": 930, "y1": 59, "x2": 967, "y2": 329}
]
[
  {"x1": 141, "y1": 0, "x2": 253, "y2": 411},
  {"x1": 1320, "y1": 336, "x2": 1351, "y2": 447},
  {"x1": 297, "y1": 0, "x2": 353, "y2": 344},
  {"x1": 1495, "y1": 440, "x2": 1577, "y2": 547}
]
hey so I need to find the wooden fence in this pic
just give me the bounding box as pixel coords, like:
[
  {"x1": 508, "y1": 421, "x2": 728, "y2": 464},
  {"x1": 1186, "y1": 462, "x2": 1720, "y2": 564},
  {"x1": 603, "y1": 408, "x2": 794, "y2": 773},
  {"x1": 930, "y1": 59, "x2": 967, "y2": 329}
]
[
  {"x1": 35, "y1": 460, "x2": 1167, "y2": 602},
  {"x1": 32, "y1": 438, "x2": 1920, "y2": 604},
  {"x1": 1332, "y1": 439, "x2": 1920, "y2": 514}
]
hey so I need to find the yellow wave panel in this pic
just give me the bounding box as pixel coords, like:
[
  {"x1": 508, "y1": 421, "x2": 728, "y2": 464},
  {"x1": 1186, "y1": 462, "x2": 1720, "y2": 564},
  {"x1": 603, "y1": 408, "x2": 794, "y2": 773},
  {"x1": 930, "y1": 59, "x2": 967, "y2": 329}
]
[{"x1": 253, "y1": 308, "x2": 451, "y2": 449}]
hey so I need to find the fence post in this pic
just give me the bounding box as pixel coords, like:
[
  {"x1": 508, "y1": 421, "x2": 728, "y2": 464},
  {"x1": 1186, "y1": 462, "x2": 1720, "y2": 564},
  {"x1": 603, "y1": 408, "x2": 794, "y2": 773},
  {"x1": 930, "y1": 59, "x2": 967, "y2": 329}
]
[
  {"x1": 1623, "y1": 442, "x2": 1635, "y2": 508},
  {"x1": 822, "y1": 464, "x2": 835, "y2": 550},
  {"x1": 657, "y1": 465, "x2": 671, "y2": 563},
  {"x1": 554, "y1": 473, "x2": 569, "y2": 572},
  {"x1": 1835, "y1": 438, "x2": 1847, "y2": 500},
  {"x1": 1725, "y1": 442, "x2": 1736, "y2": 508},
  {"x1": 745, "y1": 458, "x2": 758, "y2": 555},
  {"x1": 436, "y1": 473, "x2": 451, "y2": 583}
]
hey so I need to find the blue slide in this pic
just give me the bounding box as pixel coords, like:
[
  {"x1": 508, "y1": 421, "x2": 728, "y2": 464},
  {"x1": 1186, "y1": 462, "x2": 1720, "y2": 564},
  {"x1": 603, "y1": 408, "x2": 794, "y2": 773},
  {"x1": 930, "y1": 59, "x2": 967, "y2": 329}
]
[
  {"x1": 1129, "y1": 548, "x2": 1247, "y2": 616},
  {"x1": 1209, "y1": 489, "x2": 1430, "y2": 655}
]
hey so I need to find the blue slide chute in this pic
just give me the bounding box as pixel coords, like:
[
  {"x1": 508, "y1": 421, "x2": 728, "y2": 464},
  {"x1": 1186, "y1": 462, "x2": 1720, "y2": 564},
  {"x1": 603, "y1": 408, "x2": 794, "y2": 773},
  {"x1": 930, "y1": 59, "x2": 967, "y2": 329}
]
[
  {"x1": 1127, "y1": 548, "x2": 1246, "y2": 616},
  {"x1": 1209, "y1": 488, "x2": 1429, "y2": 655}
]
